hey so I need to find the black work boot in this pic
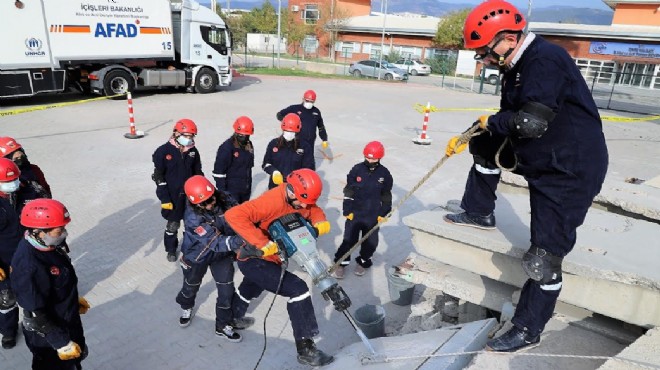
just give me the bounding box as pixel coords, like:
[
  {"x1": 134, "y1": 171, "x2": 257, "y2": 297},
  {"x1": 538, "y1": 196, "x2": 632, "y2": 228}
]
[
  {"x1": 296, "y1": 338, "x2": 334, "y2": 366},
  {"x1": 486, "y1": 326, "x2": 540, "y2": 352},
  {"x1": 444, "y1": 212, "x2": 496, "y2": 230},
  {"x1": 230, "y1": 316, "x2": 255, "y2": 330},
  {"x1": 1, "y1": 335, "x2": 16, "y2": 349}
]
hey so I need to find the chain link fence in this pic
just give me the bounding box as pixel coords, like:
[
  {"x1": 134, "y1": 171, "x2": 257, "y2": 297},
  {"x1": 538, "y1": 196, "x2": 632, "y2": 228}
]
[{"x1": 586, "y1": 71, "x2": 660, "y2": 115}]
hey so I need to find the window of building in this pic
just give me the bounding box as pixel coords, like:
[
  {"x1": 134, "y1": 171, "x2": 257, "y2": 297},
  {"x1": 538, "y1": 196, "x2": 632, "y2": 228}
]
[
  {"x1": 302, "y1": 4, "x2": 320, "y2": 24},
  {"x1": 303, "y1": 35, "x2": 318, "y2": 53},
  {"x1": 335, "y1": 41, "x2": 360, "y2": 57},
  {"x1": 575, "y1": 59, "x2": 616, "y2": 84}
]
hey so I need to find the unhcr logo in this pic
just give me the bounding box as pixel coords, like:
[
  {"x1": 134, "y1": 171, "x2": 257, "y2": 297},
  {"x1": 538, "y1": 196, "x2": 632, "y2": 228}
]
[{"x1": 25, "y1": 37, "x2": 46, "y2": 56}]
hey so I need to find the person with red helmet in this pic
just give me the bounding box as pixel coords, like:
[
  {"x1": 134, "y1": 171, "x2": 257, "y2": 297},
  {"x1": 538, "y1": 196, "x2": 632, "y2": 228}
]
[
  {"x1": 0, "y1": 136, "x2": 52, "y2": 212},
  {"x1": 224, "y1": 169, "x2": 334, "y2": 366},
  {"x1": 262, "y1": 113, "x2": 315, "y2": 189},
  {"x1": 332, "y1": 141, "x2": 393, "y2": 278},
  {"x1": 444, "y1": 0, "x2": 608, "y2": 352},
  {"x1": 0, "y1": 158, "x2": 23, "y2": 349},
  {"x1": 152, "y1": 119, "x2": 204, "y2": 262},
  {"x1": 212, "y1": 116, "x2": 255, "y2": 203},
  {"x1": 10, "y1": 199, "x2": 89, "y2": 369},
  {"x1": 276, "y1": 89, "x2": 329, "y2": 153},
  {"x1": 174, "y1": 175, "x2": 254, "y2": 341}
]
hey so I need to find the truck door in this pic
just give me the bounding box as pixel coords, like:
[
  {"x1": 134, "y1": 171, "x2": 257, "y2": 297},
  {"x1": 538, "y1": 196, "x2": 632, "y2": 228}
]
[{"x1": 199, "y1": 25, "x2": 229, "y2": 71}]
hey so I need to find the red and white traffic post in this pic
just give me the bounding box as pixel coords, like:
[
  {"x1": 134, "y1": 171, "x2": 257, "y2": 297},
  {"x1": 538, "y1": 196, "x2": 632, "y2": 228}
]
[
  {"x1": 124, "y1": 92, "x2": 144, "y2": 139},
  {"x1": 413, "y1": 102, "x2": 432, "y2": 145}
]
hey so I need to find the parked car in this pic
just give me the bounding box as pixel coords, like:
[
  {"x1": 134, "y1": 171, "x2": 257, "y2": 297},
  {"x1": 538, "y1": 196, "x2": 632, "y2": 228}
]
[
  {"x1": 482, "y1": 66, "x2": 501, "y2": 85},
  {"x1": 348, "y1": 60, "x2": 408, "y2": 81},
  {"x1": 391, "y1": 59, "x2": 432, "y2": 76}
]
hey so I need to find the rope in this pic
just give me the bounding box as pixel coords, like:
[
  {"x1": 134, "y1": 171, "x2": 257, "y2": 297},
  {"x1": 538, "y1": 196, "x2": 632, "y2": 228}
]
[
  {"x1": 494, "y1": 136, "x2": 518, "y2": 172},
  {"x1": 373, "y1": 350, "x2": 660, "y2": 370},
  {"x1": 327, "y1": 122, "x2": 483, "y2": 274}
]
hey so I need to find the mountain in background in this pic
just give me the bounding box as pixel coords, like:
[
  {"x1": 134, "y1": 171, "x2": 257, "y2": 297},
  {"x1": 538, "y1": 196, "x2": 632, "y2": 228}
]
[{"x1": 201, "y1": 0, "x2": 614, "y2": 25}]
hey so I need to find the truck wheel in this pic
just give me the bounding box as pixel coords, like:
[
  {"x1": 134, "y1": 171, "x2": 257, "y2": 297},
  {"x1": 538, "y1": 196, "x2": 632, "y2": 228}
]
[
  {"x1": 103, "y1": 70, "x2": 133, "y2": 98},
  {"x1": 195, "y1": 68, "x2": 217, "y2": 94}
]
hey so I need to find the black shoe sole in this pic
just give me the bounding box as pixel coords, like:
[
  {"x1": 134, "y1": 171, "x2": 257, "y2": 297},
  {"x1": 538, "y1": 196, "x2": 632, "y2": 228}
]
[
  {"x1": 486, "y1": 340, "x2": 540, "y2": 353},
  {"x1": 443, "y1": 215, "x2": 496, "y2": 230}
]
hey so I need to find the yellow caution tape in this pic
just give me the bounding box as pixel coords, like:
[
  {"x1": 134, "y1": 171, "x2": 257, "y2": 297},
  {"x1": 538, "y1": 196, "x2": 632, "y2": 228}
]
[
  {"x1": 0, "y1": 94, "x2": 124, "y2": 117},
  {"x1": 413, "y1": 103, "x2": 660, "y2": 122}
]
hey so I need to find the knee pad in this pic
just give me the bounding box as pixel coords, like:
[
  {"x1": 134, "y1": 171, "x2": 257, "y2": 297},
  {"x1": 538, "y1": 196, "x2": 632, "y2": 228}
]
[
  {"x1": 166, "y1": 221, "x2": 181, "y2": 234},
  {"x1": 0, "y1": 289, "x2": 17, "y2": 312},
  {"x1": 521, "y1": 246, "x2": 563, "y2": 284}
]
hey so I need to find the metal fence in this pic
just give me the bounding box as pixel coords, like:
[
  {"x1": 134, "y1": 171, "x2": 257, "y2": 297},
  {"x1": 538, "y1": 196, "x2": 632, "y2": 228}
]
[{"x1": 586, "y1": 71, "x2": 660, "y2": 115}]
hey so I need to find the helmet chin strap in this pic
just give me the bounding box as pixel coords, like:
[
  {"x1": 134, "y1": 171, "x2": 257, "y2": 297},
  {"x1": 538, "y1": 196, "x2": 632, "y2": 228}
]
[{"x1": 489, "y1": 33, "x2": 522, "y2": 68}]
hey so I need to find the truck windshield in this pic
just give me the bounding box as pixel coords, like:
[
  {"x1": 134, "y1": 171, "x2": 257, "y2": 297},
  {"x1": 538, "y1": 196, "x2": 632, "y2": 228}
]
[{"x1": 200, "y1": 25, "x2": 228, "y2": 55}]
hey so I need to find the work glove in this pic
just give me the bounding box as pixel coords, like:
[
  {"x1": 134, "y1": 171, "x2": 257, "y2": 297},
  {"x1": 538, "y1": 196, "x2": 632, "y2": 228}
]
[
  {"x1": 477, "y1": 115, "x2": 490, "y2": 130},
  {"x1": 57, "y1": 341, "x2": 82, "y2": 361},
  {"x1": 314, "y1": 221, "x2": 331, "y2": 236},
  {"x1": 377, "y1": 216, "x2": 388, "y2": 224},
  {"x1": 161, "y1": 202, "x2": 174, "y2": 210},
  {"x1": 445, "y1": 136, "x2": 468, "y2": 157},
  {"x1": 272, "y1": 171, "x2": 283, "y2": 185},
  {"x1": 236, "y1": 244, "x2": 264, "y2": 261},
  {"x1": 78, "y1": 297, "x2": 91, "y2": 315},
  {"x1": 78, "y1": 297, "x2": 92, "y2": 315},
  {"x1": 322, "y1": 141, "x2": 329, "y2": 149},
  {"x1": 260, "y1": 241, "x2": 279, "y2": 257},
  {"x1": 0, "y1": 267, "x2": 5, "y2": 281},
  {"x1": 345, "y1": 213, "x2": 354, "y2": 221}
]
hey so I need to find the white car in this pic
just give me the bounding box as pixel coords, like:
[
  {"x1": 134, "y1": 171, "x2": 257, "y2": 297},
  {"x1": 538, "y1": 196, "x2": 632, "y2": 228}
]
[{"x1": 391, "y1": 59, "x2": 431, "y2": 76}]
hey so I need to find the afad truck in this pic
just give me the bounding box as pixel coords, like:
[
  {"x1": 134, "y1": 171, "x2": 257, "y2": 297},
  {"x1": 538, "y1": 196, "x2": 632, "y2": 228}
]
[{"x1": 0, "y1": 0, "x2": 232, "y2": 98}]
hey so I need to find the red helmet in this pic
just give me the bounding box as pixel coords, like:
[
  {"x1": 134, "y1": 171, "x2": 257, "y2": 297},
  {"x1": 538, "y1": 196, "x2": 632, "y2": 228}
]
[
  {"x1": 286, "y1": 169, "x2": 322, "y2": 205},
  {"x1": 463, "y1": 0, "x2": 526, "y2": 49},
  {"x1": 0, "y1": 158, "x2": 20, "y2": 182},
  {"x1": 174, "y1": 119, "x2": 198, "y2": 135},
  {"x1": 21, "y1": 198, "x2": 71, "y2": 229},
  {"x1": 363, "y1": 141, "x2": 385, "y2": 159},
  {"x1": 281, "y1": 113, "x2": 302, "y2": 133},
  {"x1": 184, "y1": 175, "x2": 215, "y2": 204},
  {"x1": 303, "y1": 90, "x2": 317, "y2": 102},
  {"x1": 233, "y1": 116, "x2": 254, "y2": 135},
  {"x1": 0, "y1": 136, "x2": 22, "y2": 157}
]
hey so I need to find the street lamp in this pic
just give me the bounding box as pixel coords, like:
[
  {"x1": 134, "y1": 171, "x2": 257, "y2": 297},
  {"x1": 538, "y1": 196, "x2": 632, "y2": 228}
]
[
  {"x1": 277, "y1": 0, "x2": 281, "y2": 68},
  {"x1": 378, "y1": 0, "x2": 388, "y2": 80}
]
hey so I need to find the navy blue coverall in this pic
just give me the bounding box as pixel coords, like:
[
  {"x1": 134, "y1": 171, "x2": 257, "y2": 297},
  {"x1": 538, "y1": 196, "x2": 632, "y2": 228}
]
[
  {"x1": 459, "y1": 35, "x2": 608, "y2": 336},
  {"x1": 262, "y1": 138, "x2": 315, "y2": 189},
  {"x1": 152, "y1": 141, "x2": 203, "y2": 255},
  {"x1": 276, "y1": 104, "x2": 328, "y2": 149},
  {"x1": 175, "y1": 190, "x2": 246, "y2": 329},
  {"x1": 11, "y1": 237, "x2": 86, "y2": 370},
  {"x1": 0, "y1": 194, "x2": 21, "y2": 343},
  {"x1": 334, "y1": 162, "x2": 393, "y2": 268},
  {"x1": 212, "y1": 136, "x2": 254, "y2": 203}
]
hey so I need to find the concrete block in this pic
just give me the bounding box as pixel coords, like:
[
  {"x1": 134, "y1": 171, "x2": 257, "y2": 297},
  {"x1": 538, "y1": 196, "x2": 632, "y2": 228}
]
[
  {"x1": 598, "y1": 326, "x2": 660, "y2": 370},
  {"x1": 403, "y1": 196, "x2": 660, "y2": 327}
]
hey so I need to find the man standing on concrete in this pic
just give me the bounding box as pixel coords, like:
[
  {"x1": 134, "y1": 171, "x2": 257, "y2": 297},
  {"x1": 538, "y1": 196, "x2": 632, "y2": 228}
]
[
  {"x1": 212, "y1": 116, "x2": 255, "y2": 203},
  {"x1": 276, "y1": 89, "x2": 329, "y2": 151},
  {"x1": 152, "y1": 119, "x2": 204, "y2": 262},
  {"x1": 444, "y1": 0, "x2": 608, "y2": 352}
]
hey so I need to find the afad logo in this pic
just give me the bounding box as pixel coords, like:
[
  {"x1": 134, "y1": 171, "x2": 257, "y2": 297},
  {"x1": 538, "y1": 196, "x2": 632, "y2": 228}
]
[
  {"x1": 25, "y1": 37, "x2": 46, "y2": 56},
  {"x1": 591, "y1": 42, "x2": 607, "y2": 54}
]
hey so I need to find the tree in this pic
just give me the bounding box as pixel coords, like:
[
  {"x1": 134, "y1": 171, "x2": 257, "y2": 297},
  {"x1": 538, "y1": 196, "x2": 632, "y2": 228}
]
[
  {"x1": 316, "y1": 2, "x2": 352, "y2": 61},
  {"x1": 243, "y1": 1, "x2": 277, "y2": 34},
  {"x1": 433, "y1": 9, "x2": 470, "y2": 49},
  {"x1": 283, "y1": 10, "x2": 311, "y2": 57}
]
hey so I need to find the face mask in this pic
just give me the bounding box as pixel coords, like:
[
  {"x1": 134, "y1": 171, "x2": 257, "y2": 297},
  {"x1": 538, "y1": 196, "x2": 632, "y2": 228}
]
[
  {"x1": 303, "y1": 102, "x2": 314, "y2": 110},
  {"x1": 235, "y1": 134, "x2": 249, "y2": 145},
  {"x1": 42, "y1": 229, "x2": 68, "y2": 247},
  {"x1": 176, "y1": 136, "x2": 193, "y2": 146},
  {"x1": 13, "y1": 156, "x2": 28, "y2": 168},
  {"x1": 282, "y1": 131, "x2": 296, "y2": 142},
  {"x1": 0, "y1": 179, "x2": 20, "y2": 193},
  {"x1": 364, "y1": 160, "x2": 379, "y2": 171}
]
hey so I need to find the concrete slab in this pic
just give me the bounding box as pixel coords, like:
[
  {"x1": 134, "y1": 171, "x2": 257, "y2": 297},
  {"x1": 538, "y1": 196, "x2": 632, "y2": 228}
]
[
  {"x1": 599, "y1": 327, "x2": 660, "y2": 370},
  {"x1": 403, "y1": 193, "x2": 660, "y2": 327},
  {"x1": 501, "y1": 171, "x2": 660, "y2": 222},
  {"x1": 327, "y1": 319, "x2": 496, "y2": 370}
]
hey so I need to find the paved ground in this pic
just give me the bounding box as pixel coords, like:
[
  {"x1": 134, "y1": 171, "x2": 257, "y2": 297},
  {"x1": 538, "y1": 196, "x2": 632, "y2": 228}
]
[{"x1": 1, "y1": 74, "x2": 659, "y2": 369}]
